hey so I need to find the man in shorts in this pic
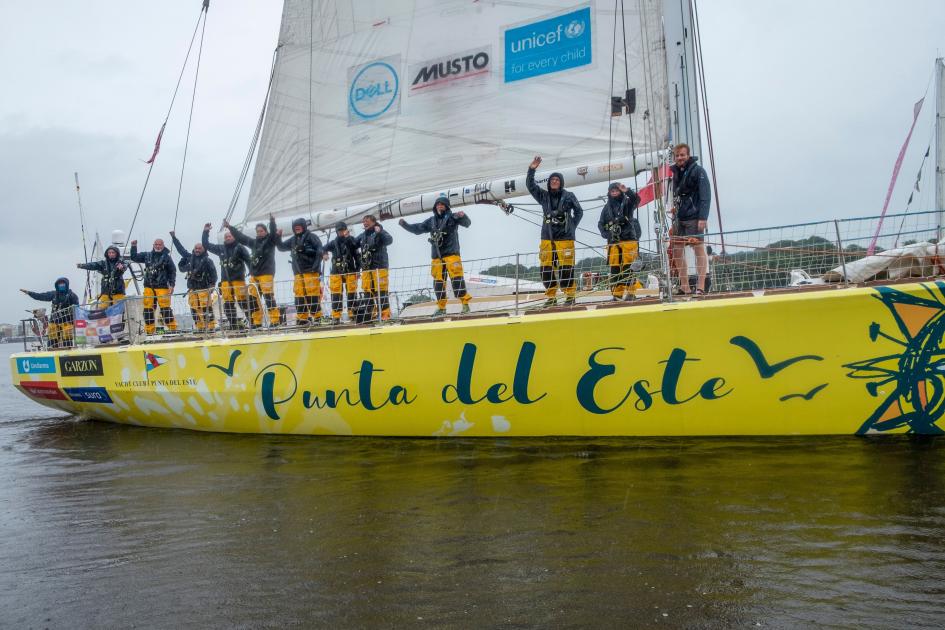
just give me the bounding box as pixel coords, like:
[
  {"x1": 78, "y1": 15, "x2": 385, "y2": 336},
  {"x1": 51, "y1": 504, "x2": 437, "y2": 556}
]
[{"x1": 670, "y1": 143, "x2": 711, "y2": 295}]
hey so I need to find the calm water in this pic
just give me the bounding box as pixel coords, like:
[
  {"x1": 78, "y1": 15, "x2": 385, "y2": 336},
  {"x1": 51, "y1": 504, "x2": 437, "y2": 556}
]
[{"x1": 1, "y1": 346, "x2": 944, "y2": 628}]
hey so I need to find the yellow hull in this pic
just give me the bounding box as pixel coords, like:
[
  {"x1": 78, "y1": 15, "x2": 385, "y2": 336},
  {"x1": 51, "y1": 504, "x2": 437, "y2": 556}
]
[{"x1": 11, "y1": 282, "x2": 945, "y2": 436}]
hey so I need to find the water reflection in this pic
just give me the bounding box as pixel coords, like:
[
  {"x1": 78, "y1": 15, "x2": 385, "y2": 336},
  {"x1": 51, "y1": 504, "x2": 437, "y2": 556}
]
[{"x1": 0, "y1": 415, "x2": 942, "y2": 627}]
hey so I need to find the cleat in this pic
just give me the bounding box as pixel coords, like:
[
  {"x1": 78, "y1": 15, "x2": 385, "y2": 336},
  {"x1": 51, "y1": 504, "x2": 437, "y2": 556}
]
[
  {"x1": 563, "y1": 297, "x2": 576, "y2": 307},
  {"x1": 543, "y1": 298, "x2": 557, "y2": 308},
  {"x1": 433, "y1": 308, "x2": 447, "y2": 317},
  {"x1": 461, "y1": 304, "x2": 471, "y2": 314}
]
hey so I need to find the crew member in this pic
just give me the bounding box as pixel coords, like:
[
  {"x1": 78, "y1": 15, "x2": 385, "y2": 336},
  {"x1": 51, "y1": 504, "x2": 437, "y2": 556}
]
[
  {"x1": 20, "y1": 278, "x2": 79, "y2": 349},
  {"x1": 171, "y1": 231, "x2": 218, "y2": 331},
  {"x1": 356, "y1": 215, "x2": 394, "y2": 321},
  {"x1": 670, "y1": 143, "x2": 711, "y2": 295},
  {"x1": 399, "y1": 196, "x2": 472, "y2": 316},
  {"x1": 223, "y1": 215, "x2": 281, "y2": 326},
  {"x1": 76, "y1": 246, "x2": 128, "y2": 308},
  {"x1": 598, "y1": 182, "x2": 642, "y2": 301},
  {"x1": 323, "y1": 222, "x2": 360, "y2": 324},
  {"x1": 129, "y1": 238, "x2": 177, "y2": 335},
  {"x1": 526, "y1": 155, "x2": 584, "y2": 307},
  {"x1": 202, "y1": 223, "x2": 253, "y2": 329},
  {"x1": 277, "y1": 218, "x2": 324, "y2": 326}
]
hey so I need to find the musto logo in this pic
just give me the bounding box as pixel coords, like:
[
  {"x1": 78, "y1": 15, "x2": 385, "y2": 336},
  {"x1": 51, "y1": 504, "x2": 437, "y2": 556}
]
[
  {"x1": 348, "y1": 57, "x2": 400, "y2": 124},
  {"x1": 504, "y1": 5, "x2": 592, "y2": 83},
  {"x1": 409, "y1": 47, "x2": 491, "y2": 94}
]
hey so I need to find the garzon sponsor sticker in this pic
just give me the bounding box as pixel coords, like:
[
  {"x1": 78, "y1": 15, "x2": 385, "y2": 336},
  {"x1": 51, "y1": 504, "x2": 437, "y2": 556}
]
[
  {"x1": 348, "y1": 55, "x2": 401, "y2": 124},
  {"x1": 63, "y1": 387, "x2": 113, "y2": 404},
  {"x1": 59, "y1": 354, "x2": 104, "y2": 377},
  {"x1": 16, "y1": 356, "x2": 56, "y2": 374},
  {"x1": 408, "y1": 47, "x2": 491, "y2": 94},
  {"x1": 503, "y1": 5, "x2": 592, "y2": 83}
]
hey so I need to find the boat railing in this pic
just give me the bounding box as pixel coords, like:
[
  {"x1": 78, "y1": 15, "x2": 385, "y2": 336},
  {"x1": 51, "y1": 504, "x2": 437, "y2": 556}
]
[{"x1": 27, "y1": 208, "x2": 945, "y2": 350}]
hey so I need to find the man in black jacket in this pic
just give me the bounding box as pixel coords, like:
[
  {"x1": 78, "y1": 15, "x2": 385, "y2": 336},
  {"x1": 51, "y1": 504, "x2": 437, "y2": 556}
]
[
  {"x1": 277, "y1": 218, "x2": 324, "y2": 326},
  {"x1": 171, "y1": 231, "x2": 218, "y2": 331},
  {"x1": 670, "y1": 143, "x2": 711, "y2": 295},
  {"x1": 323, "y1": 222, "x2": 361, "y2": 323},
  {"x1": 526, "y1": 155, "x2": 584, "y2": 307},
  {"x1": 356, "y1": 215, "x2": 394, "y2": 321},
  {"x1": 202, "y1": 224, "x2": 253, "y2": 329},
  {"x1": 129, "y1": 238, "x2": 177, "y2": 335},
  {"x1": 223, "y1": 215, "x2": 281, "y2": 326},
  {"x1": 598, "y1": 182, "x2": 642, "y2": 301},
  {"x1": 400, "y1": 196, "x2": 472, "y2": 316},
  {"x1": 77, "y1": 246, "x2": 127, "y2": 308},
  {"x1": 20, "y1": 278, "x2": 79, "y2": 349}
]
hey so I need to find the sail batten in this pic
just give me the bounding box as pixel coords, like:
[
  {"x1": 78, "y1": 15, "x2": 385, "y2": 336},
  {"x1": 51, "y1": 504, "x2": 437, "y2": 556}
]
[{"x1": 244, "y1": 0, "x2": 669, "y2": 224}]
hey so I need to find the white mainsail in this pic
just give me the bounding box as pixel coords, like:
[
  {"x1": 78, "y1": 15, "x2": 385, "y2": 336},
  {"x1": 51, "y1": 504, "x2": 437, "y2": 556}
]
[{"x1": 243, "y1": 0, "x2": 671, "y2": 227}]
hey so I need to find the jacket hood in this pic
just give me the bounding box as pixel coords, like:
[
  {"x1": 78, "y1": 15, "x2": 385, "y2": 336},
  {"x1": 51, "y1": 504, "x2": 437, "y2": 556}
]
[
  {"x1": 105, "y1": 246, "x2": 121, "y2": 260},
  {"x1": 55, "y1": 277, "x2": 70, "y2": 292},
  {"x1": 255, "y1": 223, "x2": 268, "y2": 237},
  {"x1": 547, "y1": 172, "x2": 565, "y2": 192},
  {"x1": 433, "y1": 196, "x2": 451, "y2": 213},
  {"x1": 292, "y1": 218, "x2": 309, "y2": 233}
]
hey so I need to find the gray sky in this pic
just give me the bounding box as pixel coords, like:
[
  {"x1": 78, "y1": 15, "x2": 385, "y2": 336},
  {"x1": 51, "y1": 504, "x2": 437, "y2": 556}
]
[{"x1": 1, "y1": 1, "x2": 943, "y2": 322}]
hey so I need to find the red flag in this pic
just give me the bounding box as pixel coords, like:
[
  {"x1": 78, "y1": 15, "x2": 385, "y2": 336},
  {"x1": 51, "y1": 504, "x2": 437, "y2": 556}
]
[
  {"x1": 867, "y1": 97, "x2": 925, "y2": 255},
  {"x1": 144, "y1": 122, "x2": 166, "y2": 165},
  {"x1": 637, "y1": 164, "x2": 672, "y2": 206}
]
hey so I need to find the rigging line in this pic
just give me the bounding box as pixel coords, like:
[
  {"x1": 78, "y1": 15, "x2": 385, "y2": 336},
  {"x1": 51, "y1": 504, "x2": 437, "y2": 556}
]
[
  {"x1": 691, "y1": 0, "x2": 726, "y2": 253},
  {"x1": 73, "y1": 172, "x2": 93, "y2": 302},
  {"x1": 224, "y1": 46, "x2": 279, "y2": 225},
  {"x1": 125, "y1": 1, "x2": 208, "y2": 246},
  {"x1": 619, "y1": 0, "x2": 637, "y2": 169},
  {"x1": 307, "y1": 1, "x2": 314, "y2": 216},
  {"x1": 894, "y1": 142, "x2": 934, "y2": 246},
  {"x1": 173, "y1": 8, "x2": 209, "y2": 231},
  {"x1": 608, "y1": 0, "x2": 619, "y2": 186}
]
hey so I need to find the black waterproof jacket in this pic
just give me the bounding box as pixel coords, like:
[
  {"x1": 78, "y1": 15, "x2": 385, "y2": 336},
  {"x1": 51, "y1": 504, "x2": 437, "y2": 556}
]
[
  {"x1": 670, "y1": 157, "x2": 711, "y2": 221},
  {"x1": 401, "y1": 197, "x2": 471, "y2": 258},
  {"x1": 202, "y1": 230, "x2": 251, "y2": 282},
  {"x1": 277, "y1": 225, "x2": 324, "y2": 275},
  {"x1": 227, "y1": 216, "x2": 278, "y2": 277},
  {"x1": 129, "y1": 245, "x2": 176, "y2": 289},
  {"x1": 26, "y1": 278, "x2": 79, "y2": 324},
  {"x1": 526, "y1": 167, "x2": 584, "y2": 241},
  {"x1": 324, "y1": 234, "x2": 361, "y2": 275},
  {"x1": 598, "y1": 190, "x2": 642, "y2": 243},
  {"x1": 172, "y1": 236, "x2": 218, "y2": 290},
  {"x1": 355, "y1": 225, "x2": 393, "y2": 270},
  {"x1": 77, "y1": 247, "x2": 127, "y2": 295}
]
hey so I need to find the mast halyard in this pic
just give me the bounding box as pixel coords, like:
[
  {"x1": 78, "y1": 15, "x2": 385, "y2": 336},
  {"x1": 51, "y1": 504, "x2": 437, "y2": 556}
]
[{"x1": 936, "y1": 57, "x2": 944, "y2": 239}]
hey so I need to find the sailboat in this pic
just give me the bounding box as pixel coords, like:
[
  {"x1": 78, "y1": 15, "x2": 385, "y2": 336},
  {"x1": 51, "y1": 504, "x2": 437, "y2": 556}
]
[{"x1": 10, "y1": 1, "x2": 945, "y2": 436}]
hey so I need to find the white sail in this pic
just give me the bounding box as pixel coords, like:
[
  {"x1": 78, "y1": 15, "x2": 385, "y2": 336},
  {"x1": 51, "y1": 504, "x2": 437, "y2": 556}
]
[{"x1": 244, "y1": 0, "x2": 670, "y2": 224}]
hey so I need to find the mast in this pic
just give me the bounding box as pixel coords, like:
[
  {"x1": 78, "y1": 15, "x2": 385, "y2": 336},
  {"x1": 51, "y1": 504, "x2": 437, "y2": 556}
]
[
  {"x1": 662, "y1": 0, "x2": 702, "y2": 154},
  {"x1": 936, "y1": 57, "x2": 944, "y2": 237}
]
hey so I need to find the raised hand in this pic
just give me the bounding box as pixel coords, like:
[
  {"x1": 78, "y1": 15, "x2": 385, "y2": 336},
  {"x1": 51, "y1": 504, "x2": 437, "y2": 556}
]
[
  {"x1": 222, "y1": 219, "x2": 230, "y2": 228},
  {"x1": 618, "y1": 183, "x2": 628, "y2": 193},
  {"x1": 454, "y1": 210, "x2": 466, "y2": 219},
  {"x1": 169, "y1": 230, "x2": 175, "y2": 237},
  {"x1": 374, "y1": 225, "x2": 382, "y2": 233},
  {"x1": 19, "y1": 288, "x2": 28, "y2": 294},
  {"x1": 204, "y1": 223, "x2": 212, "y2": 231},
  {"x1": 276, "y1": 228, "x2": 283, "y2": 237},
  {"x1": 398, "y1": 218, "x2": 408, "y2": 227},
  {"x1": 529, "y1": 155, "x2": 542, "y2": 169},
  {"x1": 131, "y1": 240, "x2": 137, "y2": 247}
]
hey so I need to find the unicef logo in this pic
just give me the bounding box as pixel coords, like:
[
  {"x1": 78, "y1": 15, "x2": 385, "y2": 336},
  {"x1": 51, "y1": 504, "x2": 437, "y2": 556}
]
[
  {"x1": 564, "y1": 19, "x2": 586, "y2": 39},
  {"x1": 349, "y1": 61, "x2": 400, "y2": 121},
  {"x1": 21, "y1": 359, "x2": 29, "y2": 373}
]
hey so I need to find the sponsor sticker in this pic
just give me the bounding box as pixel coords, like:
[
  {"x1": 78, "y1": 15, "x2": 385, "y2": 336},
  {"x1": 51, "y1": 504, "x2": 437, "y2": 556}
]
[
  {"x1": 19, "y1": 380, "x2": 67, "y2": 401},
  {"x1": 63, "y1": 386, "x2": 113, "y2": 404},
  {"x1": 503, "y1": 5, "x2": 592, "y2": 83},
  {"x1": 408, "y1": 46, "x2": 491, "y2": 94},
  {"x1": 16, "y1": 356, "x2": 57, "y2": 375},
  {"x1": 59, "y1": 354, "x2": 104, "y2": 377},
  {"x1": 348, "y1": 56, "x2": 401, "y2": 124}
]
